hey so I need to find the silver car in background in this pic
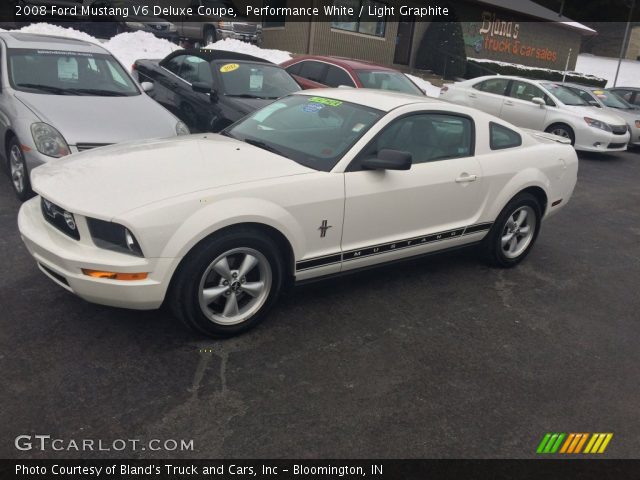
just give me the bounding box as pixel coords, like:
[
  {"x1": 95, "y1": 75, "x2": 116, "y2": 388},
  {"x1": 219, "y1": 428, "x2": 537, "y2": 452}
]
[
  {"x1": 564, "y1": 83, "x2": 640, "y2": 147},
  {"x1": 0, "y1": 32, "x2": 189, "y2": 200}
]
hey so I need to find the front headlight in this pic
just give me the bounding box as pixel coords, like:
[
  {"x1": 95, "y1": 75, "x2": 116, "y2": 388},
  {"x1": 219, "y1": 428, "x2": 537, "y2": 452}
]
[
  {"x1": 125, "y1": 22, "x2": 146, "y2": 30},
  {"x1": 87, "y1": 218, "x2": 144, "y2": 257},
  {"x1": 584, "y1": 117, "x2": 612, "y2": 132},
  {"x1": 31, "y1": 123, "x2": 70, "y2": 158},
  {"x1": 176, "y1": 121, "x2": 190, "y2": 136}
]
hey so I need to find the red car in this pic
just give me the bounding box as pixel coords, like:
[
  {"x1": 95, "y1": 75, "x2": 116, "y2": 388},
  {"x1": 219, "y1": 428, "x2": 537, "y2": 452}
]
[{"x1": 280, "y1": 55, "x2": 425, "y2": 96}]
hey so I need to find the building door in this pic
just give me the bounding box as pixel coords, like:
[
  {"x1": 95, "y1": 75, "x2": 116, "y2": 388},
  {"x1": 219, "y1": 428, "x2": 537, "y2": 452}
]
[{"x1": 393, "y1": 15, "x2": 415, "y2": 65}]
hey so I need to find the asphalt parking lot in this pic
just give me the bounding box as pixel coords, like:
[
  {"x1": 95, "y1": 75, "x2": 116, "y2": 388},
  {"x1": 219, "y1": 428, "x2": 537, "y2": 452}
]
[{"x1": 1, "y1": 149, "x2": 639, "y2": 459}]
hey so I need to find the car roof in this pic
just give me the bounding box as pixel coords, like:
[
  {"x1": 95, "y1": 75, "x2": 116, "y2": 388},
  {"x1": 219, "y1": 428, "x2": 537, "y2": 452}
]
[
  {"x1": 174, "y1": 48, "x2": 274, "y2": 65},
  {"x1": 289, "y1": 55, "x2": 397, "y2": 72},
  {"x1": 292, "y1": 88, "x2": 440, "y2": 112},
  {"x1": 0, "y1": 32, "x2": 108, "y2": 54}
]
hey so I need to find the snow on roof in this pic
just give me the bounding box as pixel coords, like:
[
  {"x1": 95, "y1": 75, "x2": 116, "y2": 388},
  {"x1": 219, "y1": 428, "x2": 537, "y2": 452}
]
[{"x1": 474, "y1": 0, "x2": 597, "y2": 35}]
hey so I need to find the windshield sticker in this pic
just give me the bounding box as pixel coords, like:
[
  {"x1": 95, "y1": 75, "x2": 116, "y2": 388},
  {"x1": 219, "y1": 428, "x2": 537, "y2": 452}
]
[
  {"x1": 352, "y1": 123, "x2": 366, "y2": 132},
  {"x1": 36, "y1": 50, "x2": 94, "y2": 58},
  {"x1": 593, "y1": 90, "x2": 604, "y2": 95},
  {"x1": 252, "y1": 102, "x2": 287, "y2": 122},
  {"x1": 303, "y1": 103, "x2": 324, "y2": 113},
  {"x1": 249, "y1": 72, "x2": 264, "y2": 90},
  {"x1": 58, "y1": 57, "x2": 79, "y2": 81},
  {"x1": 308, "y1": 96, "x2": 342, "y2": 107},
  {"x1": 220, "y1": 63, "x2": 240, "y2": 73}
]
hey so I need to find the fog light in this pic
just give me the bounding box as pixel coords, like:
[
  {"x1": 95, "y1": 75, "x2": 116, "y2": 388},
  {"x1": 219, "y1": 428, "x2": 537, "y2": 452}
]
[
  {"x1": 63, "y1": 212, "x2": 76, "y2": 231},
  {"x1": 593, "y1": 142, "x2": 601, "y2": 147},
  {"x1": 82, "y1": 269, "x2": 148, "y2": 281}
]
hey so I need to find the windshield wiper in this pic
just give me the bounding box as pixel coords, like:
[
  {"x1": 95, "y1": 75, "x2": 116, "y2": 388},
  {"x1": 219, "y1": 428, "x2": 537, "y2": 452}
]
[
  {"x1": 16, "y1": 84, "x2": 73, "y2": 95},
  {"x1": 228, "y1": 93, "x2": 276, "y2": 100},
  {"x1": 243, "y1": 138, "x2": 288, "y2": 158},
  {"x1": 68, "y1": 89, "x2": 129, "y2": 97}
]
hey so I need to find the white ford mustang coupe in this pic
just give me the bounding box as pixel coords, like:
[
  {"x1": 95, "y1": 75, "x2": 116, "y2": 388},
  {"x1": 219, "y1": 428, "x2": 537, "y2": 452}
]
[{"x1": 18, "y1": 89, "x2": 578, "y2": 337}]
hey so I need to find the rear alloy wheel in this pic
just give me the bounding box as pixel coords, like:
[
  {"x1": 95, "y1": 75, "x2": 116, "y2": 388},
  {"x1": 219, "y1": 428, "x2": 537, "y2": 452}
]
[
  {"x1": 7, "y1": 137, "x2": 33, "y2": 201},
  {"x1": 546, "y1": 124, "x2": 575, "y2": 145},
  {"x1": 170, "y1": 228, "x2": 284, "y2": 337},
  {"x1": 481, "y1": 192, "x2": 541, "y2": 268}
]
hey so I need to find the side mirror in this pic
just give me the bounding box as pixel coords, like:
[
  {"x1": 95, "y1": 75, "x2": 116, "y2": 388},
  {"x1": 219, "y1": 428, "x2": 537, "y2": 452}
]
[
  {"x1": 361, "y1": 149, "x2": 412, "y2": 171},
  {"x1": 140, "y1": 81, "x2": 154, "y2": 93},
  {"x1": 192, "y1": 82, "x2": 211, "y2": 94},
  {"x1": 531, "y1": 97, "x2": 545, "y2": 107}
]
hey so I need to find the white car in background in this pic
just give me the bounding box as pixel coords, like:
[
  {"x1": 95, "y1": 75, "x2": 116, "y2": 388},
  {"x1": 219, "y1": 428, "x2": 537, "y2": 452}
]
[
  {"x1": 18, "y1": 89, "x2": 578, "y2": 337},
  {"x1": 440, "y1": 75, "x2": 630, "y2": 152}
]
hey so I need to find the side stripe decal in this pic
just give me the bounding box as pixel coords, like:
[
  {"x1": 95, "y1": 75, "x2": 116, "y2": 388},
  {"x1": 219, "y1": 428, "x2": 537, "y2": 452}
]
[{"x1": 295, "y1": 222, "x2": 493, "y2": 272}]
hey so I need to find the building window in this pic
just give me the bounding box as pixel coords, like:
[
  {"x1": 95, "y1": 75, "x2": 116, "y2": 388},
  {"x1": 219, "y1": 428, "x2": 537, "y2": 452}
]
[
  {"x1": 263, "y1": 0, "x2": 286, "y2": 28},
  {"x1": 331, "y1": 0, "x2": 387, "y2": 37}
]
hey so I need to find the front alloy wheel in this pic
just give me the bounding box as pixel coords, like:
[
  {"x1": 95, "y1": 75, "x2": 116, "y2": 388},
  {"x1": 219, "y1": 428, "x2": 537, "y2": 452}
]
[
  {"x1": 198, "y1": 248, "x2": 272, "y2": 325},
  {"x1": 169, "y1": 228, "x2": 284, "y2": 337},
  {"x1": 8, "y1": 138, "x2": 32, "y2": 201}
]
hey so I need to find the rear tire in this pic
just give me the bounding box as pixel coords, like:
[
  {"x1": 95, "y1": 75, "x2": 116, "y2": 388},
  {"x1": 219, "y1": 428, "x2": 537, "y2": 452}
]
[
  {"x1": 481, "y1": 192, "x2": 542, "y2": 268},
  {"x1": 545, "y1": 123, "x2": 575, "y2": 146},
  {"x1": 7, "y1": 136, "x2": 33, "y2": 201},
  {"x1": 169, "y1": 228, "x2": 284, "y2": 338}
]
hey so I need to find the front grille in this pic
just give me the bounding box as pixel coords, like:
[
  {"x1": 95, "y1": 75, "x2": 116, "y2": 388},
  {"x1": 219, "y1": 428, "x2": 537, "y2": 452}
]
[
  {"x1": 77, "y1": 143, "x2": 111, "y2": 152},
  {"x1": 607, "y1": 142, "x2": 626, "y2": 149},
  {"x1": 611, "y1": 125, "x2": 628, "y2": 135},
  {"x1": 41, "y1": 197, "x2": 80, "y2": 240},
  {"x1": 233, "y1": 23, "x2": 258, "y2": 34}
]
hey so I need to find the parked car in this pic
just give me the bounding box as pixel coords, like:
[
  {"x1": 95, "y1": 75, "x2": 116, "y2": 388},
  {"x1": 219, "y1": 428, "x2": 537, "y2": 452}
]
[
  {"x1": 175, "y1": 0, "x2": 262, "y2": 46},
  {"x1": 280, "y1": 55, "x2": 425, "y2": 96},
  {"x1": 0, "y1": 32, "x2": 189, "y2": 200},
  {"x1": 18, "y1": 89, "x2": 578, "y2": 337},
  {"x1": 562, "y1": 84, "x2": 640, "y2": 147},
  {"x1": 608, "y1": 87, "x2": 640, "y2": 107},
  {"x1": 134, "y1": 49, "x2": 300, "y2": 132},
  {"x1": 440, "y1": 75, "x2": 630, "y2": 152}
]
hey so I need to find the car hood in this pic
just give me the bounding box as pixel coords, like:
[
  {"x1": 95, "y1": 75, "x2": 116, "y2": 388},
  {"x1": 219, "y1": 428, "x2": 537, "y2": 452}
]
[
  {"x1": 15, "y1": 92, "x2": 179, "y2": 145},
  {"x1": 563, "y1": 105, "x2": 627, "y2": 125},
  {"x1": 606, "y1": 107, "x2": 640, "y2": 124},
  {"x1": 30, "y1": 134, "x2": 314, "y2": 218}
]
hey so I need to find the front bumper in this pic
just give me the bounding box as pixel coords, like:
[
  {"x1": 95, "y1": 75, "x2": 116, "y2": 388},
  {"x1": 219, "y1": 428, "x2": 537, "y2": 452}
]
[
  {"x1": 18, "y1": 197, "x2": 176, "y2": 310},
  {"x1": 217, "y1": 29, "x2": 262, "y2": 44},
  {"x1": 574, "y1": 126, "x2": 630, "y2": 152}
]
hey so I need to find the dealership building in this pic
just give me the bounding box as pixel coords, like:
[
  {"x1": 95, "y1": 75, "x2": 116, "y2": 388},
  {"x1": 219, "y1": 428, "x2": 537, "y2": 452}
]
[{"x1": 236, "y1": 0, "x2": 595, "y2": 72}]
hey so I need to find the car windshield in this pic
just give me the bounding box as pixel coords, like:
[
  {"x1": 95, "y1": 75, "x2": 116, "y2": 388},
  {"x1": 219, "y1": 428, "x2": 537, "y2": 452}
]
[
  {"x1": 355, "y1": 70, "x2": 423, "y2": 96},
  {"x1": 216, "y1": 61, "x2": 301, "y2": 99},
  {"x1": 541, "y1": 82, "x2": 588, "y2": 106},
  {"x1": 7, "y1": 48, "x2": 139, "y2": 96},
  {"x1": 224, "y1": 94, "x2": 383, "y2": 171},
  {"x1": 593, "y1": 89, "x2": 634, "y2": 109}
]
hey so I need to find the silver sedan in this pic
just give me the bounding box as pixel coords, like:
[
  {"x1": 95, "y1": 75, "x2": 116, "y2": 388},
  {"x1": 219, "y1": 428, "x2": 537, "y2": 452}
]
[{"x1": 0, "y1": 31, "x2": 189, "y2": 200}]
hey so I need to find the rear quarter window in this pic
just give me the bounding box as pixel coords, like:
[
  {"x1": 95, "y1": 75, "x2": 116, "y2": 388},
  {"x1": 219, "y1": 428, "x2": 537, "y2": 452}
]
[{"x1": 490, "y1": 122, "x2": 522, "y2": 150}]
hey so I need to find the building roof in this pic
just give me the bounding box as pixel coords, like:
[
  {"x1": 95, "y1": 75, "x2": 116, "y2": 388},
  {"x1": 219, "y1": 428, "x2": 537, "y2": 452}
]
[{"x1": 474, "y1": 0, "x2": 597, "y2": 35}]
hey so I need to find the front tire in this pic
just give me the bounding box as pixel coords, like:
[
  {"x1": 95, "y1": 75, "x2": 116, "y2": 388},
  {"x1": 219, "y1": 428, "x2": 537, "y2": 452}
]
[
  {"x1": 545, "y1": 123, "x2": 575, "y2": 146},
  {"x1": 481, "y1": 192, "x2": 542, "y2": 268},
  {"x1": 169, "y1": 228, "x2": 284, "y2": 337},
  {"x1": 7, "y1": 136, "x2": 33, "y2": 201}
]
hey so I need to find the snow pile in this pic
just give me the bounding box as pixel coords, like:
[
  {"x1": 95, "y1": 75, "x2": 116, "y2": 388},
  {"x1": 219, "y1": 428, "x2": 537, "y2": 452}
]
[
  {"x1": 575, "y1": 53, "x2": 640, "y2": 87},
  {"x1": 204, "y1": 38, "x2": 293, "y2": 64},
  {"x1": 406, "y1": 74, "x2": 441, "y2": 97},
  {"x1": 103, "y1": 31, "x2": 180, "y2": 70}
]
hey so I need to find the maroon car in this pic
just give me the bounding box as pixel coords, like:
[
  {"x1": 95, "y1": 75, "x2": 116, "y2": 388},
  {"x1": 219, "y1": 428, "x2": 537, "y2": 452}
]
[{"x1": 280, "y1": 55, "x2": 425, "y2": 96}]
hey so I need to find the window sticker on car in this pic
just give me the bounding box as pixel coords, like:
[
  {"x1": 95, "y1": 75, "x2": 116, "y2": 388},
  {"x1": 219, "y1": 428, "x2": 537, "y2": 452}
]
[
  {"x1": 352, "y1": 123, "x2": 366, "y2": 132},
  {"x1": 36, "y1": 49, "x2": 94, "y2": 58},
  {"x1": 308, "y1": 96, "x2": 342, "y2": 107},
  {"x1": 252, "y1": 102, "x2": 287, "y2": 122},
  {"x1": 58, "y1": 57, "x2": 78, "y2": 81},
  {"x1": 303, "y1": 103, "x2": 324, "y2": 113},
  {"x1": 249, "y1": 71, "x2": 264, "y2": 90},
  {"x1": 593, "y1": 90, "x2": 604, "y2": 95},
  {"x1": 220, "y1": 63, "x2": 240, "y2": 73}
]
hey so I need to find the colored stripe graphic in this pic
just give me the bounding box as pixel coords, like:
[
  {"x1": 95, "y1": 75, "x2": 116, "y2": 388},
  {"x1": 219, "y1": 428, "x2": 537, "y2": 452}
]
[{"x1": 538, "y1": 433, "x2": 613, "y2": 454}]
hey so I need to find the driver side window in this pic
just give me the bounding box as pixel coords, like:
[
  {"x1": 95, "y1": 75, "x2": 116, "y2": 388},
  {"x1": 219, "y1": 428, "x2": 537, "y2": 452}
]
[{"x1": 351, "y1": 113, "x2": 474, "y2": 170}]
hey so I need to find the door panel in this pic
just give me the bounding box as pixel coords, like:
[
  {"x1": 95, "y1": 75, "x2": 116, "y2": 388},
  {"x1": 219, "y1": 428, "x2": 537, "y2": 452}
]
[
  {"x1": 500, "y1": 80, "x2": 548, "y2": 130},
  {"x1": 469, "y1": 78, "x2": 510, "y2": 116},
  {"x1": 342, "y1": 113, "x2": 485, "y2": 271}
]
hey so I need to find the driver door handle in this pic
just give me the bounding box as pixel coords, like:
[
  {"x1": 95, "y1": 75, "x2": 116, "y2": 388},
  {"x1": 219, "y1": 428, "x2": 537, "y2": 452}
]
[
  {"x1": 504, "y1": 100, "x2": 514, "y2": 106},
  {"x1": 455, "y1": 173, "x2": 478, "y2": 183}
]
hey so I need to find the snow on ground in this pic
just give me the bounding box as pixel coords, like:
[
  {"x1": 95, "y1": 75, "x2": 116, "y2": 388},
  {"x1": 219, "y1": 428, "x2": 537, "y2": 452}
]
[
  {"x1": 406, "y1": 74, "x2": 441, "y2": 97},
  {"x1": 575, "y1": 53, "x2": 640, "y2": 87},
  {"x1": 204, "y1": 38, "x2": 294, "y2": 64},
  {"x1": 103, "y1": 31, "x2": 180, "y2": 69}
]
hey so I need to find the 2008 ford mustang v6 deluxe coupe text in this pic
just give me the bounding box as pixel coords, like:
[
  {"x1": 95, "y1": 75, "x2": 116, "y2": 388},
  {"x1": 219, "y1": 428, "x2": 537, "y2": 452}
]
[{"x1": 18, "y1": 89, "x2": 578, "y2": 337}]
